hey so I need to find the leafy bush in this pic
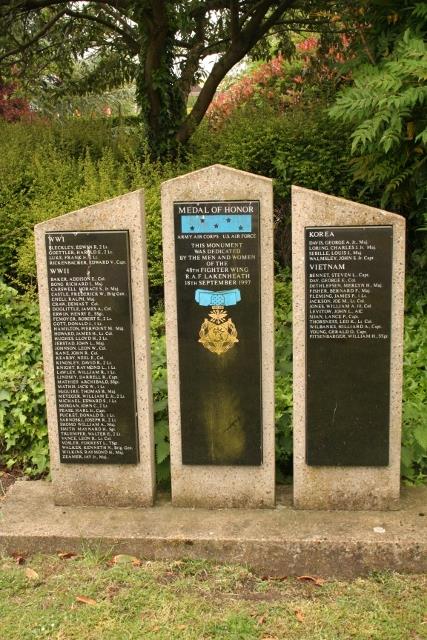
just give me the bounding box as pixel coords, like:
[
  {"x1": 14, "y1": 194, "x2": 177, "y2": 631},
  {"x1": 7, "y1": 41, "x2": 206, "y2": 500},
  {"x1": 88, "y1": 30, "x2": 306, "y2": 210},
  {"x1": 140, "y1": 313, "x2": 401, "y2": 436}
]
[
  {"x1": 329, "y1": 8, "x2": 427, "y2": 227},
  {"x1": 274, "y1": 268, "x2": 293, "y2": 480},
  {"x1": 0, "y1": 282, "x2": 47, "y2": 475},
  {"x1": 0, "y1": 81, "x2": 31, "y2": 122},
  {"x1": 150, "y1": 309, "x2": 170, "y2": 485},
  {"x1": 0, "y1": 119, "x2": 187, "y2": 298},
  {"x1": 0, "y1": 110, "x2": 425, "y2": 484},
  {"x1": 401, "y1": 251, "x2": 427, "y2": 484},
  {"x1": 0, "y1": 119, "x2": 136, "y2": 288},
  {"x1": 193, "y1": 101, "x2": 373, "y2": 208},
  {"x1": 207, "y1": 55, "x2": 288, "y2": 127}
]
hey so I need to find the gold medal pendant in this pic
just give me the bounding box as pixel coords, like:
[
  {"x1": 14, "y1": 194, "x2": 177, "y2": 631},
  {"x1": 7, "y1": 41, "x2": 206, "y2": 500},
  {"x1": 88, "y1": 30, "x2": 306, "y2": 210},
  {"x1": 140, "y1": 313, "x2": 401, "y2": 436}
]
[{"x1": 198, "y1": 305, "x2": 238, "y2": 356}]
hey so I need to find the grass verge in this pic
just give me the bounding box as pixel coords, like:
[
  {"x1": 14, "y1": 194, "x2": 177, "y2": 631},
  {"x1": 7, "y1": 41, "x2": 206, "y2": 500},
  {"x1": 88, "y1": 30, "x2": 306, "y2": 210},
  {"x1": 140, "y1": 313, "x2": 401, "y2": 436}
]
[{"x1": 0, "y1": 553, "x2": 425, "y2": 639}]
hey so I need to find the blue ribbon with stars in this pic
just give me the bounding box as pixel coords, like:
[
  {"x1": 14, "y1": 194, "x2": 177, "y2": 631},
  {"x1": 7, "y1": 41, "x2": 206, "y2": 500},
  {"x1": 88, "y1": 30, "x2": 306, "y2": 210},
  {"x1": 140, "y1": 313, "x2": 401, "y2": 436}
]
[
  {"x1": 181, "y1": 215, "x2": 251, "y2": 234},
  {"x1": 195, "y1": 289, "x2": 241, "y2": 307}
]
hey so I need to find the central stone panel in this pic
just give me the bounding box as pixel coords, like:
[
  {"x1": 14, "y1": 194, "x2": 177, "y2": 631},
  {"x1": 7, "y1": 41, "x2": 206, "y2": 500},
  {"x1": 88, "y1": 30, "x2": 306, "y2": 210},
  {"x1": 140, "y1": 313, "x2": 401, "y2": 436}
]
[
  {"x1": 162, "y1": 165, "x2": 275, "y2": 508},
  {"x1": 174, "y1": 200, "x2": 262, "y2": 466}
]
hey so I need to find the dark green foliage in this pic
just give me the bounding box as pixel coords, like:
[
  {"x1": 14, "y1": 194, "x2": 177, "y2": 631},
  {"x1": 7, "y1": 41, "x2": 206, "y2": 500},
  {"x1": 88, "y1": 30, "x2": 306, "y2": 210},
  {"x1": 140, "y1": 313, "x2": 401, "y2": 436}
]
[
  {"x1": 192, "y1": 102, "x2": 378, "y2": 225},
  {"x1": 274, "y1": 268, "x2": 293, "y2": 480},
  {"x1": 150, "y1": 310, "x2": 170, "y2": 485},
  {"x1": 401, "y1": 250, "x2": 427, "y2": 484},
  {"x1": 329, "y1": 2, "x2": 427, "y2": 227},
  {"x1": 0, "y1": 119, "x2": 183, "y2": 297},
  {"x1": 0, "y1": 106, "x2": 425, "y2": 482},
  {"x1": 0, "y1": 118, "x2": 136, "y2": 286},
  {"x1": 0, "y1": 282, "x2": 47, "y2": 475},
  {"x1": 191, "y1": 100, "x2": 383, "y2": 269}
]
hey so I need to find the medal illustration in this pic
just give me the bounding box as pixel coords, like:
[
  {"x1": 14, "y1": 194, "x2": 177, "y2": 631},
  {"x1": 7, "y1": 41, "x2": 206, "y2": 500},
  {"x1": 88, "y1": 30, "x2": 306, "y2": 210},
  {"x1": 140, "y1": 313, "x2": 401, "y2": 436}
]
[{"x1": 195, "y1": 288, "x2": 241, "y2": 355}]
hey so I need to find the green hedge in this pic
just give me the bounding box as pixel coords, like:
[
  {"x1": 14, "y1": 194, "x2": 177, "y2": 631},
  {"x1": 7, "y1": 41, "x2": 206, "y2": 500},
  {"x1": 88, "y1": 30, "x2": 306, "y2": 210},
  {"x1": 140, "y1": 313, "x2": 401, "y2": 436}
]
[
  {"x1": 191, "y1": 101, "x2": 381, "y2": 206},
  {"x1": 0, "y1": 108, "x2": 425, "y2": 484},
  {"x1": 1, "y1": 101, "x2": 381, "y2": 293},
  {"x1": 0, "y1": 281, "x2": 47, "y2": 474}
]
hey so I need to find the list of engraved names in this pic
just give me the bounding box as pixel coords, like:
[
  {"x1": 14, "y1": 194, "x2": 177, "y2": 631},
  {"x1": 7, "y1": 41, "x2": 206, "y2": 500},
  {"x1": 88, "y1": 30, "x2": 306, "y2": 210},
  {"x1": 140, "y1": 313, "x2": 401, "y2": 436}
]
[
  {"x1": 306, "y1": 226, "x2": 392, "y2": 340},
  {"x1": 45, "y1": 231, "x2": 138, "y2": 464}
]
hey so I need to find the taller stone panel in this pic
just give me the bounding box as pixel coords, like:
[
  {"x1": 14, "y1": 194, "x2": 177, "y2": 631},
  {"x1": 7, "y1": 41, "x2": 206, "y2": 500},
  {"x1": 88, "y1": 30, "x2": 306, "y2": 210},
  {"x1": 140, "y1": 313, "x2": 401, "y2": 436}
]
[
  {"x1": 162, "y1": 165, "x2": 275, "y2": 508},
  {"x1": 292, "y1": 186, "x2": 405, "y2": 510},
  {"x1": 35, "y1": 190, "x2": 155, "y2": 507}
]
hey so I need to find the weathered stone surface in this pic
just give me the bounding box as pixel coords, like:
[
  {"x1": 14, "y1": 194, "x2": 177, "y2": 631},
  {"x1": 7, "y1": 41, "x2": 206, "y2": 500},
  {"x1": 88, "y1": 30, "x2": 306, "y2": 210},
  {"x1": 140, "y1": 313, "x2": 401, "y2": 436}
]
[
  {"x1": 161, "y1": 165, "x2": 275, "y2": 508},
  {"x1": 1, "y1": 481, "x2": 426, "y2": 578},
  {"x1": 34, "y1": 190, "x2": 155, "y2": 507},
  {"x1": 292, "y1": 186, "x2": 406, "y2": 510}
]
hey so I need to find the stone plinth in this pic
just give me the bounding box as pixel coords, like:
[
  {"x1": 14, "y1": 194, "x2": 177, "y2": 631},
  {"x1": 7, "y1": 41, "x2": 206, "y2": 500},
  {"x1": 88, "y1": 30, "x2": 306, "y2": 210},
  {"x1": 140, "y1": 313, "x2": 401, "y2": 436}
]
[
  {"x1": 292, "y1": 186, "x2": 405, "y2": 510},
  {"x1": 2, "y1": 481, "x2": 426, "y2": 579},
  {"x1": 162, "y1": 165, "x2": 275, "y2": 508},
  {"x1": 34, "y1": 190, "x2": 155, "y2": 507}
]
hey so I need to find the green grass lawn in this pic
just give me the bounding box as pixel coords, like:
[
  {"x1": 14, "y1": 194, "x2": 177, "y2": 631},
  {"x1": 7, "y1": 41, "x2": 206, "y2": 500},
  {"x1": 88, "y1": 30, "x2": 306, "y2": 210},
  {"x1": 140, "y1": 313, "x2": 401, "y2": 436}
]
[{"x1": 0, "y1": 553, "x2": 425, "y2": 639}]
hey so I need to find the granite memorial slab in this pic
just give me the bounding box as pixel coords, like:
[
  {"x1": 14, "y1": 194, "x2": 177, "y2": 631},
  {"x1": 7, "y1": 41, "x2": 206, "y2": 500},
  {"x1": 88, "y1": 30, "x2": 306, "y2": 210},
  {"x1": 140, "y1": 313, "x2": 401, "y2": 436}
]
[
  {"x1": 162, "y1": 165, "x2": 275, "y2": 508},
  {"x1": 35, "y1": 190, "x2": 155, "y2": 507},
  {"x1": 292, "y1": 186, "x2": 405, "y2": 510}
]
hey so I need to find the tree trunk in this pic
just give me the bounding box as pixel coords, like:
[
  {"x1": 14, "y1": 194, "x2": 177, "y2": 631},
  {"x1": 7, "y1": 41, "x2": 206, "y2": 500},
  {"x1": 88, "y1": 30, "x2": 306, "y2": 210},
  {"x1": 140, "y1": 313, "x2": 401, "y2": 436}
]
[{"x1": 135, "y1": 0, "x2": 186, "y2": 158}]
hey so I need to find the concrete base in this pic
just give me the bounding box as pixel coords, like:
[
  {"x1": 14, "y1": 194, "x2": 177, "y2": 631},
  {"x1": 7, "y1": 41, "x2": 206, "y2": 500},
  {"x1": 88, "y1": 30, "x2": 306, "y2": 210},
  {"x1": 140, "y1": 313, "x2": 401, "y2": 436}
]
[{"x1": 1, "y1": 481, "x2": 426, "y2": 579}]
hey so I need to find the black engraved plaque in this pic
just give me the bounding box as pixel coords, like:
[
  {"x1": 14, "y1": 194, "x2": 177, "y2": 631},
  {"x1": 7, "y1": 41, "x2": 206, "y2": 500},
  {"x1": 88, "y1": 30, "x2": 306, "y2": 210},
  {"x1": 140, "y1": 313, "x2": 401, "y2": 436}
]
[
  {"x1": 305, "y1": 226, "x2": 393, "y2": 466},
  {"x1": 46, "y1": 231, "x2": 139, "y2": 464},
  {"x1": 174, "y1": 201, "x2": 262, "y2": 465}
]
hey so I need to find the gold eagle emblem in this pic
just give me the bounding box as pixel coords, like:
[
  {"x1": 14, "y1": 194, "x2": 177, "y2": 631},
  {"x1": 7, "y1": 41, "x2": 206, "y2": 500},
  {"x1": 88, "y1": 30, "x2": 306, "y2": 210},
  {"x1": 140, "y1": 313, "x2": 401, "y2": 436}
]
[{"x1": 198, "y1": 305, "x2": 238, "y2": 355}]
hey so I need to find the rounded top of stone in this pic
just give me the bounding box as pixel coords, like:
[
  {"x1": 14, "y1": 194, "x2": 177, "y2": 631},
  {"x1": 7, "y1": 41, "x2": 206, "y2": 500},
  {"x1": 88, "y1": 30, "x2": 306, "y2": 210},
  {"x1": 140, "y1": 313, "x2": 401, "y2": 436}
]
[
  {"x1": 291, "y1": 185, "x2": 405, "y2": 226},
  {"x1": 34, "y1": 188, "x2": 144, "y2": 231},
  {"x1": 161, "y1": 164, "x2": 273, "y2": 187}
]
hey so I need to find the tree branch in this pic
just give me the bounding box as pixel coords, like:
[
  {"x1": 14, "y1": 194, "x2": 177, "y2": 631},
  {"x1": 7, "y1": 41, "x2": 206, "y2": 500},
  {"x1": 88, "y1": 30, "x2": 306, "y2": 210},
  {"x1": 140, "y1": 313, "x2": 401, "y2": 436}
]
[
  {"x1": 3, "y1": 0, "x2": 131, "y2": 13},
  {"x1": 102, "y1": 4, "x2": 137, "y2": 34},
  {"x1": 177, "y1": 12, "x2": 208, "y2": 99},
  {"x1": 176, "y1": 0, "x2": 298, "y2": 144},
  {"x1": 188, "y1": 1, "x2": 230, "y2": 18},
  {"x1": 230, "y1": 0, "x2": 240, "y2": 43},
  {"x1": 64, "y1": 8, "x2": 139, "y2": 53},
  {"x1": 0, "y1": 7, "x2": 67, "y2": 63}
]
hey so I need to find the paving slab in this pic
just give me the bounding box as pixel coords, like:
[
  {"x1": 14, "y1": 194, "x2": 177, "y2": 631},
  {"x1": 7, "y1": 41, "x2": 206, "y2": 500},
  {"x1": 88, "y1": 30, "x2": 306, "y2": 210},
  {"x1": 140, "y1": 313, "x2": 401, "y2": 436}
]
[{"x1": 1, "y1": 481, "x2": 425, "y2": 578}]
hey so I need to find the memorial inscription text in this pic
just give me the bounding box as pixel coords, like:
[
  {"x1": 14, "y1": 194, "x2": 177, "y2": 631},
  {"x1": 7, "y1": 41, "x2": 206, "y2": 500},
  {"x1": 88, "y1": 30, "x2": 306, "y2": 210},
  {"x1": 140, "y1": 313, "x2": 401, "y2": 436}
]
[
  {"x1": 305, "y1": 226, "x2": 393, "y2": 466},
  {"x1": 46, "y1": 231, "x2": 138, "y2": 464},
  {"x1": 174, "y1": 201, "x2": 262, "y2": 465}
]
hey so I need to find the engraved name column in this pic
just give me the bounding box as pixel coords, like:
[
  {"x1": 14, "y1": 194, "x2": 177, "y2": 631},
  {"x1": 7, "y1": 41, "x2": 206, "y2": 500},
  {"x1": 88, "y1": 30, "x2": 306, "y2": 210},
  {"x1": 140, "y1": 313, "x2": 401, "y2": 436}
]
[
  {"x1": 35, "y1": 191, "x2": 155, "y2": 507},
  {"x1": 292, "y1": 186, "x2": 405, "y2": 510},
  {"x1": 162, "y1": 165, "x2": 275, "y2": 508},
  {"x1": 46, "y1": 232, "x2": 137, "y2": 464}
]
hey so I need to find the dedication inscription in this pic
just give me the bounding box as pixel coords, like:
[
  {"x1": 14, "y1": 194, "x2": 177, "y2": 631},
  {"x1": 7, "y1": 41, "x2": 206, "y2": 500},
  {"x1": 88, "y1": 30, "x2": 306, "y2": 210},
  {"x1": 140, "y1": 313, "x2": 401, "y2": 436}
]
[
  {"x1": 305, "y1": 226, "x2": 393, "y2": 466},
  {"x1": 46, "y1": 231, "x2": 138, "y2": 464},
  {"x1": 174, "y1": 201, "x2": 262, "y2": 465}
]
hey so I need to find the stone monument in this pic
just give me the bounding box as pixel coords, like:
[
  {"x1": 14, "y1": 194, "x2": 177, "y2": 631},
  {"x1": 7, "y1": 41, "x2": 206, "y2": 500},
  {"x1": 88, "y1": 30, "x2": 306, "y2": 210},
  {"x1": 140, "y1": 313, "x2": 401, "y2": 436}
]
[
  {"x1": 162, "y1": 165, "x2": 275, "y2": 508},
  {"x1": 292, "y1": 186, "x2": 405, "y2": 510},
  {"x1": 35, "y1": 190, "x2": 155, "y2": 507}
]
